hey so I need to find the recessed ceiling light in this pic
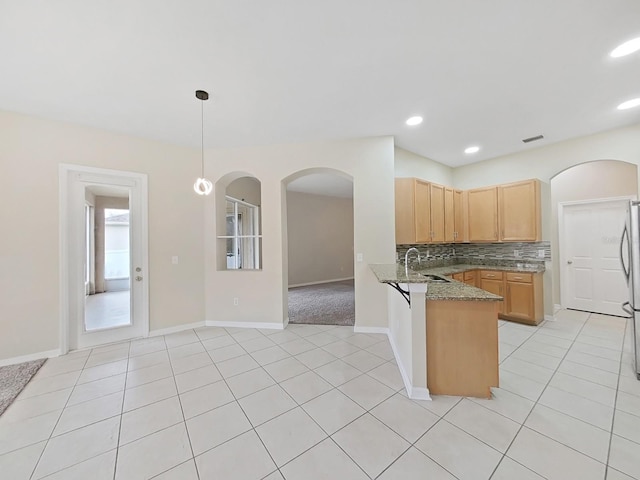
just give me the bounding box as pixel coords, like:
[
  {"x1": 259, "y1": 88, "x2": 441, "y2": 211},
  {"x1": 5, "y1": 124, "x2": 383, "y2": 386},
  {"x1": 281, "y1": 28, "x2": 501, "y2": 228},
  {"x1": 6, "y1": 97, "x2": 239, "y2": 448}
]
[
  {"x1": 464, "y1": 146, "x2": 480, "y2": 154},
  {"x1": 406, "y1": 116, "x2": 423, "y2": 126},
  {"x1": 610, "y1": 37, "x2": 640, "y2": 58},
  {"x1": 617, "y1": 98, "x2": 640, "y2": 110}
]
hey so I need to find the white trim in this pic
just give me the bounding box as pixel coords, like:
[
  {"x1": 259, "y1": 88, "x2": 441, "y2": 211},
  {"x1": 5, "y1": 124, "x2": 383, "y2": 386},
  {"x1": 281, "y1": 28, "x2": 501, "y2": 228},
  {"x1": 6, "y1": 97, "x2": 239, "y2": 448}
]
[
  {"x1": 544, "y1": 314, "x2": 556, "y2": 322},
  {"x1": 387, "y1": 330, "x2": 431, "y2": 401},
  {"x1": 149, "y1": 322, "x2": 206, "y2": 337},
  {"x1": 59, "y1": 164, "x2": 150, "y2": 352},
  {"x1": 288, "y1": 277, "x2": 355, "y2": 288},
  {"x1": 0, "y1": 350, "x2": 61, "y2": 367},
  {"x1": 206, "y1": 320, "x2": 286, "y2": 330},
  {"x1": 554, "y1": 303, "x2": 562, "y2": 313},
  {"x1": 353, "y1": 326, "x2": 389, "y2": 335},
  {"x1": 283, "y1": 317, "x2": 290, "y2": 328},
  {"x1": 558, "y1": 196, "x2": 635, "y2": 314}
]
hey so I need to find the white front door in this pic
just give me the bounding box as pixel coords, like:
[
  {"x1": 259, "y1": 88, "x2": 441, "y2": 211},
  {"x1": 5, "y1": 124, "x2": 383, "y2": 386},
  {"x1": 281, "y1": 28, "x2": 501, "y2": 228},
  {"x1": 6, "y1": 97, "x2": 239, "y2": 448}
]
[
  {"x1": 61, "y1": 165, "x2": 149, "y2": 351},
  {"x1": 560, "y1": 198, "x2": 630, "y2": 316}
]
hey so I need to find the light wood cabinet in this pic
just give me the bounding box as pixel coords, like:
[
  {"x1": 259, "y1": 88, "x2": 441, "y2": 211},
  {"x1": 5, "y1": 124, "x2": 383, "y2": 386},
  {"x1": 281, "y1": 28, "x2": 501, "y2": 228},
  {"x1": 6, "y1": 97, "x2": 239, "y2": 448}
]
[
  {"x1": 463, "y1": 270, "x2": 477, "y2": 287},
  {"x1": 504, "y1": 272, "x2": 543, "y2": 325},
  {"x1": 453, "y1": 189, "x2": 465, "y2": 242},
  {"x1": 499, "y1": 179, "x2": 541, "y2": 242},
  {"x1": 479, "y1": 271, "x2": 504, "y2": 315},
  {"x1": 452, "y1": 272, "x2": 464, "y2": 282},
  {"x1": 430, "y1": 183, "x2": 445, "y2": 242},
  {"x1": 467, "y1": 186, "x2": 499, "y2": 242},
  {"x1": 444, "y1": 187, "x2": 455, "y2": 242},
  {"x1": 395, "y1": 178, "x2": 431, "y2": 244}
]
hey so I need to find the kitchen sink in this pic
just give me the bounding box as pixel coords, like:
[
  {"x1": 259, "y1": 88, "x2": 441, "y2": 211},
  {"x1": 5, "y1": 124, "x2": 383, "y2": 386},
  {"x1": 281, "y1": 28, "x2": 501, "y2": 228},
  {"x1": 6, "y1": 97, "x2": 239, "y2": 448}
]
[{"x1": 422, "y1": 274, "x2": 450, "y2": 283}]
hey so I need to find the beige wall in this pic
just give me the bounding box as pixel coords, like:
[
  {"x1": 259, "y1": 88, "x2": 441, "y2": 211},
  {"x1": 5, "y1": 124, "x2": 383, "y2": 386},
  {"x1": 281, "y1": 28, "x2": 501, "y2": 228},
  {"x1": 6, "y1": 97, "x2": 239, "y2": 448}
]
[
  {"x1": 204, "y1": 137, "x2": 395, "y2": 329},
  {"x1": 286, "y1": 191, "x2": 354, "y2": 286},
  {"x1": 550, "y1": 160, "x2": 638, "y2": 306},
  {"x1": 394, "y1": 147, "x2": 454, "y2": 186},
  {"x1": 0, "y1": 110, "x2": 205, "y2": 361},
  {"x1": 226, "y1": 177, "x2": 261, "y2": 206}
]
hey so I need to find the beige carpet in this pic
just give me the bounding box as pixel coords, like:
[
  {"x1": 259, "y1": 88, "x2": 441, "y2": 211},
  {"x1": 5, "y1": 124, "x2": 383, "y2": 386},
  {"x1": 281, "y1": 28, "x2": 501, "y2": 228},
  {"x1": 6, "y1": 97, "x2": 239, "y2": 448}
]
[
  {"x1": 0, "y1": 358, "x2": 46, "y2": 416},
  {"x1": 288, "y1": 279, "x2": 355, "y2": 326}
]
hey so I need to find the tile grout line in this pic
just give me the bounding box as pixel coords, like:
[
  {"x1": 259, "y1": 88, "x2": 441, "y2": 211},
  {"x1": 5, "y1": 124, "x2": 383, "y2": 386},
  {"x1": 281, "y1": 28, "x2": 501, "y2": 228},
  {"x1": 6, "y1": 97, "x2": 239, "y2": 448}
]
[
  {"x1": 111, "y1": 340, "x2": 133, "y2": 480},
  {"x1": 488, "y1": 312, "x2": 602, "y2": 478},
  {"x1": 28, "y1": 346, "x2": 94, "y2": 480},
  {"x1": 603, "y1": 316, "x2": 631, "y2": 480}
]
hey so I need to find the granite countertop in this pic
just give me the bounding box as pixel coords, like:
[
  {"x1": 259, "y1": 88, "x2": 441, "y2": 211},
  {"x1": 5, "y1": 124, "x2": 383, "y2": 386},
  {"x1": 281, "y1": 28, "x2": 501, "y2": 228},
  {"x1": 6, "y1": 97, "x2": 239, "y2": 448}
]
[{"x1": 369, "y1": 264, "x2": 503, "y2": 301}]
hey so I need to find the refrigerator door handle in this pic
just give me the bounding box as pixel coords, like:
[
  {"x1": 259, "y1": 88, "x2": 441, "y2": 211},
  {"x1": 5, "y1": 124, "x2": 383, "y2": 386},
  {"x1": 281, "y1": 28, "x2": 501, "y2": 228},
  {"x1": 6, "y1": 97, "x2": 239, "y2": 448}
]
[
  {"x1": 621, "y1": 224, "x2": 630, "y2": 282},
  {"x1": 622, "y1": 301, "x2": 634, "y2": 317}
]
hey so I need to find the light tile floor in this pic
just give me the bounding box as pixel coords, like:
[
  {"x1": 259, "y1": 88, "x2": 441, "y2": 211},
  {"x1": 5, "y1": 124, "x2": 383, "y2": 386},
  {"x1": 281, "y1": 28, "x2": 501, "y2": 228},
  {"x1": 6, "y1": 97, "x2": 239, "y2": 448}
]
[{"x1": 1, "y1": 309, "x2": 639, "y2": 479}]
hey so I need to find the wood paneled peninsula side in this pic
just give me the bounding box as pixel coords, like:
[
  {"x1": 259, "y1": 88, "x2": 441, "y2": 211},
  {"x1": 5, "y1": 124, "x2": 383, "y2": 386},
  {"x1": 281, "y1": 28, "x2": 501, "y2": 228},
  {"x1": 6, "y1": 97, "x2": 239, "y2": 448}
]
[{"x1": 370, "y1": 264, "x2": 502, "y2": 399}]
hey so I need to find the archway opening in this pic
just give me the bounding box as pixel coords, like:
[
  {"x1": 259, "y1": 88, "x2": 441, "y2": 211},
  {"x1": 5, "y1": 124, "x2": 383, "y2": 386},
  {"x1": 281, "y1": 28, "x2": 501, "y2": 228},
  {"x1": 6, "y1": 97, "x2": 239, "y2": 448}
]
[{"x1": 283, "y1": 169, "x2": 355, "y2": 326}]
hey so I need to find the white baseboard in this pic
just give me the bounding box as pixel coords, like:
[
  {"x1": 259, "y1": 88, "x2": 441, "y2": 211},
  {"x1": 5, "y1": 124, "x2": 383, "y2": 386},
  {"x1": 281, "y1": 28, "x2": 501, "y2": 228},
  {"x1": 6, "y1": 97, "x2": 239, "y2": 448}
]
[
  {"x1": 288, "y1": 277, "x2": 354, "y2": 288},
  {"x1": 544, "y1": 314, "x2": 556, "y2": 322},
  {"x1": 554, "y1": 304, "x2": 562, "y2": 313},
  {"x1": 283, "y1": 317, "x2": 290, "y2": 328},
  {"x1": 0, "y1": 349, "x2": 61, "y2": 367},
  {"x1": 149, "y1": 321, "x2": 206, "y2": 337},
  {"x1": 206, "y1": 320, "x2": 286, "y2": 330},
  {"x1": 354, "y1": 326, "x2": 389, "y2": 335},
  {"x1": 386, "y1": 331, "x2": 432, "y2": 401}
]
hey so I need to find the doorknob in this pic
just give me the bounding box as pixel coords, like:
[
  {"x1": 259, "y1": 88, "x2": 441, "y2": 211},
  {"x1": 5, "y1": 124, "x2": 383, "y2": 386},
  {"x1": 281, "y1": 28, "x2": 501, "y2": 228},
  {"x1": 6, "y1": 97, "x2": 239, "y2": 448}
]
[
  {"x1": 135, "y1": 276, "x2": 143, "y2": 281},
  {"x1": 567, "y1": 260, "x2": 573, "y2": 264}
]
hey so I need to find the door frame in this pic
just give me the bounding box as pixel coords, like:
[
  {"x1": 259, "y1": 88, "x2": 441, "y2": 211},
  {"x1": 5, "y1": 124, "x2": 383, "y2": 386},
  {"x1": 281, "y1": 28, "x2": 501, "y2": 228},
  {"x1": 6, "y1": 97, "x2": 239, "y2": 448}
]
[
  {"x1": 59, "y1": 164, "x2": 149, "y2": 354},
  {"x1": 558, "y1": 195, "x2": 635, "y2": 312}
]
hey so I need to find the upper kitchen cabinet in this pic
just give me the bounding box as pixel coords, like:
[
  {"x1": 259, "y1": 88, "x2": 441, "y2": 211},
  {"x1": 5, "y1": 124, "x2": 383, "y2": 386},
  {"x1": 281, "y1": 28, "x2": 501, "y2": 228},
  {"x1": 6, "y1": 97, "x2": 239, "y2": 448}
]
[
  {"x1": 468, "y1": 179, "x2": 541, "y2": 243},
  {"x1": 430, "y1": 183, "x2": 446, "y2": 243},
  {"x1": 468, "y1": 186, "x2": 499, "y2": 242},
  {"x1": 499, "y1": 179, "x2": 541, "y2": 242},
  {"x1": 395, "y1": 178, "x2": 431, "y2": 244}
]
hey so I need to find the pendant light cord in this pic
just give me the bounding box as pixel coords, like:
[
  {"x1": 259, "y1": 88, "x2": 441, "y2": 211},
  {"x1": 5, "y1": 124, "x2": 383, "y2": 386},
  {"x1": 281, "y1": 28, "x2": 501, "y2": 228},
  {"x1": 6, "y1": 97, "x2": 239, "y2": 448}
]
[{"x1": 201, "y1": 98, "x2": 205, "y2": 178}]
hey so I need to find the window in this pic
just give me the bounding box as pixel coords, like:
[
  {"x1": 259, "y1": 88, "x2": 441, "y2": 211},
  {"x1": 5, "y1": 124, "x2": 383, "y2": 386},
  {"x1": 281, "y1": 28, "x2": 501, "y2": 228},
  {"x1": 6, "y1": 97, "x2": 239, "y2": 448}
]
[{"x1": 220, "y1": 196, "x2": 261, "y2": 269}]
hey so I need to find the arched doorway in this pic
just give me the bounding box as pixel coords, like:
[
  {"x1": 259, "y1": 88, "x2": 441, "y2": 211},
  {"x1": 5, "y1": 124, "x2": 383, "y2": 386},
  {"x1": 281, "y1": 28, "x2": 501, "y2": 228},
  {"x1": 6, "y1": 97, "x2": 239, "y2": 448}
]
[
  {"x1": 551, "y1": 160, "x2": 638, "y2": 316},
  {"x1": 282, "y1": 169, "x2": 355, "y2": 326}
]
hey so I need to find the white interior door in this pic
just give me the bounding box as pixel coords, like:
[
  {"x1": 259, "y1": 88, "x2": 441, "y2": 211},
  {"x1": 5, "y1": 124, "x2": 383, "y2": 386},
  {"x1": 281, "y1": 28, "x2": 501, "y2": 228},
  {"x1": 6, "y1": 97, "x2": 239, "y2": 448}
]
[
  {"x1": 61, "y1": 165, "x2": 149, "y2": 351},
  {"x1": 560, "y1": 199, "x2": 630, "y2": 316}
]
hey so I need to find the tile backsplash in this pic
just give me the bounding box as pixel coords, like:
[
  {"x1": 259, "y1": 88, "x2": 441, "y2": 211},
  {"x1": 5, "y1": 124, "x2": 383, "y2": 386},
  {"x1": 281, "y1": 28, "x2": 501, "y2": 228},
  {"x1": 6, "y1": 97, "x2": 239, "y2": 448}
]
[{"x1": 397, "y1": 241, "x2": 550, "y2": 267}]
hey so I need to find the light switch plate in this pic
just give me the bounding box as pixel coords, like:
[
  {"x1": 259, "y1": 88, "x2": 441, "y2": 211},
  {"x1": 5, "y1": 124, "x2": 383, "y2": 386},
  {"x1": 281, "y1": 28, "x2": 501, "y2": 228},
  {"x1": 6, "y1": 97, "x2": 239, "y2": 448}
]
[
  {"x1": 171, "y1": 256, "x2": 179, "y2": 264},
  {"x1": 356, "y1": 253, "x2": 363, "y2": 262},
  {"x1": 538, "y1": 249, "x2": 545, "y2": 258}
]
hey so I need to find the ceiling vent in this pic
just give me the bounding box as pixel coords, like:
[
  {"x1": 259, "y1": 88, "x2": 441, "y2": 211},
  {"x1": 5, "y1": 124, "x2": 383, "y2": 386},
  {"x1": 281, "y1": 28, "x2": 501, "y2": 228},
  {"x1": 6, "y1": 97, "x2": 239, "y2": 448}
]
[{"x1": 522, "y1": 134, "x2": 544, "y2": 143}]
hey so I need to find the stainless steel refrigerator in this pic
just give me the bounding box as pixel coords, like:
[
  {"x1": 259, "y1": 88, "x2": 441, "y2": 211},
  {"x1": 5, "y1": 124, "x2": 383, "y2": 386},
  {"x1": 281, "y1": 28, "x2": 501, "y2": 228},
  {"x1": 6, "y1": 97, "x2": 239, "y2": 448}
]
[{"x1": 620, "y1": 200, "x2": 640, "y2": 380}]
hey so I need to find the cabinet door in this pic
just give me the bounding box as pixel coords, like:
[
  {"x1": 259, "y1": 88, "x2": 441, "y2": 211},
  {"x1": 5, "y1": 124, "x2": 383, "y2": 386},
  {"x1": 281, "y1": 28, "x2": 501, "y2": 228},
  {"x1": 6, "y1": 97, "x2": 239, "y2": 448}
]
[
  {"x1": 415, "y1": 180, "x2": 431, "y2": 243},
  {"x1": 452, "y1": 272, "x2": 464, "y2": 282},
  {"x1": 499, "y1": 179, "x2": 541, "y2": 241},
  {"x1": 453, "y1": 189, "x2": 464, "y2": 242},
  {"x1": 464, "y1": 271, "x2": 477, "y2": 287},
  {"x1": 444, "y1": 187, "x2": 455, "y2": 242},
  {"x1": 468, "y1": 186, "x2": 499, "y2": 241},
  {"x1": 505, "y1": 281, "x2": 535, "y2": 321},
  {"x1": 480, "y1": 278, "x2": 504, "y2": 314},
  {"x1": 430, "y1": 184, "x2": 445, "y2": 243},
  {"x1": 395, "y1": 178, "x2": 416, "y2": 244}
]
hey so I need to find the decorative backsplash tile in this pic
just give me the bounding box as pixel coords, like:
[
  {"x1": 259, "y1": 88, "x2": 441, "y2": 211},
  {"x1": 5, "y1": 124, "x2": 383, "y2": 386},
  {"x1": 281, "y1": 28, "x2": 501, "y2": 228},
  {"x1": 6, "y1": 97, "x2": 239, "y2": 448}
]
[{"x1": 397, "y1": 241, "x2": 550, "y2": 268}]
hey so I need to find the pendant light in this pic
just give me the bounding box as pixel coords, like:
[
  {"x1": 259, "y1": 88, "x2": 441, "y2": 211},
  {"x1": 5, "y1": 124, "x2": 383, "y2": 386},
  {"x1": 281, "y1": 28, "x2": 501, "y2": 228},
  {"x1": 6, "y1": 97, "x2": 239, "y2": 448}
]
[{"x1": 193, "y1": 89, "x2": 213, "y2": 195}]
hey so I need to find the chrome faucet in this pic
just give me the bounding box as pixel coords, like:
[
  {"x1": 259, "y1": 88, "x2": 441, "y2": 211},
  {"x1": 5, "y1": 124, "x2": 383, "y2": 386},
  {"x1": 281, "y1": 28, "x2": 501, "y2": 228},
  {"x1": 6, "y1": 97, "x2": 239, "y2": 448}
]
[{"x1": 404, "y1": 247, "x2": 421, "y2": 276}]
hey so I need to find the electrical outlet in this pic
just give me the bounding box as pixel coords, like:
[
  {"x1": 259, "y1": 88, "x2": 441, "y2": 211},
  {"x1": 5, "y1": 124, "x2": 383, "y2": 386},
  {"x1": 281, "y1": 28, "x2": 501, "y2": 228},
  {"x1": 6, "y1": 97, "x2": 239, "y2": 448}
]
[
  {"x1": 357, "y1": 253, "x2": 363, "y2": 262},
  {"x1": 513, "y1": 250, "x2": 521, "y2": 257},
  {"x1": 171, "y1": 256, "x2": 179, "y2": 265},
  {"x1": 538, "y1": 249, "x2": 545, "y2": 258},
  {"x1": 233, "y1": 297, "x2": 239, "y2": 306}
]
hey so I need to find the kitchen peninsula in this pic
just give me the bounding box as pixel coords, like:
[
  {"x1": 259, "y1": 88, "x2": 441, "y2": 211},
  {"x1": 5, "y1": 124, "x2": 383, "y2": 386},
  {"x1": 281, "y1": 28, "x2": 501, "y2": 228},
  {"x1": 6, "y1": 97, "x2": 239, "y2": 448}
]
[{"x1": 371, "y1": 263, "x2": 505, "y2": 399}]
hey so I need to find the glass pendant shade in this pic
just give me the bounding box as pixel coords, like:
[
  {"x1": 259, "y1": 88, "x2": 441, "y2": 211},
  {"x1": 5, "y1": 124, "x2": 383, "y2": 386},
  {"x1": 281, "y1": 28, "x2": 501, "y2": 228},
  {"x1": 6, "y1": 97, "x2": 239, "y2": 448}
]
[{"x1": 193, "y1": 177, "x2": 213, "y2": 195}]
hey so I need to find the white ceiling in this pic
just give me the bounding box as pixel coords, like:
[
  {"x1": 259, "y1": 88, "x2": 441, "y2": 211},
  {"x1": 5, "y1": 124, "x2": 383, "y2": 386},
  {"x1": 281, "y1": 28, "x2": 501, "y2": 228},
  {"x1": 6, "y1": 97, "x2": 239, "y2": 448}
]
[{"x1": 1, "y1": 0, "x2": 640, "y2": 167}]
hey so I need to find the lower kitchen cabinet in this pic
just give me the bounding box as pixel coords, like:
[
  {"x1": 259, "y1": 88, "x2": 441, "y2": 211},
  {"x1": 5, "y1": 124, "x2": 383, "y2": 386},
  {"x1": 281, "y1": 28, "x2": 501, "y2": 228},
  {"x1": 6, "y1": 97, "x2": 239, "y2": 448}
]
[
  {"x1": 479, "y1": 271, "x2": 504, "y2": 315},
  {"x1": 503, "y1": 272, "x2": 543, "y2": 325}
]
